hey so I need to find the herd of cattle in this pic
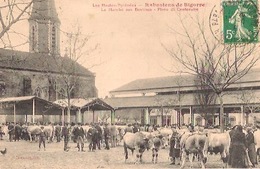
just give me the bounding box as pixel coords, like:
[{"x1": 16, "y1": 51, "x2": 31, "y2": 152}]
[{"x1": 1, "y1": 123, "x2": 260, "y2": 168}]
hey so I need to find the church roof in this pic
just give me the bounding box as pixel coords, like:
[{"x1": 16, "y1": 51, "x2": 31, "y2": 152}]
[
  {"x1": 29, "y1": 0, "x2": 60, "y2": 23},
  {"x1": 0, "y1": 49, "x2": 95, "y2": 77}
]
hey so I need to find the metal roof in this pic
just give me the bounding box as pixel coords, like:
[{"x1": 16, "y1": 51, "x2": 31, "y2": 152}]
[{"x1": 110, "y1": 68, "x2": 260, "y2": 95}]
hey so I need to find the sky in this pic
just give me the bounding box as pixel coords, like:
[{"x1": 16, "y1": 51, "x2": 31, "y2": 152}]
[{"x1": 8, "y1": 0, "x2": 232, "y2": 97}]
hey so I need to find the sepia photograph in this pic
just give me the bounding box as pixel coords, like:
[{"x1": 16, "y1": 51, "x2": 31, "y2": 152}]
[{"x1": 0, "y1": 0, "x2": 260, "y2": 168}]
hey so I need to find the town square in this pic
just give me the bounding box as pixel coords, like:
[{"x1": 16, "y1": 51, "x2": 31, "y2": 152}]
[{"x1": 0, "y1": 0, "x2": 260, "y2": 168}]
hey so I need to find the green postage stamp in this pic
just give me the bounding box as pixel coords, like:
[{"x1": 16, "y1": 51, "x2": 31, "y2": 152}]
[{"x1": 223, "y1": 0, "x2": 258, "y2": 43}]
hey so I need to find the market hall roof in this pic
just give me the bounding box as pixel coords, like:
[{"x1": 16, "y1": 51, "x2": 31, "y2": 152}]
[
  {"x1": 0, "y1": 49, "x2": 95, "y2": 77},
  {"x1": 110, "y1": 68, "x2": 260, "y2": 95},
  {"x1": 54, "y1": 98, "x2": 114, "y2": 111},
  {"x1": 105, "y1": 91, "x2": 260, "y2": 110}
]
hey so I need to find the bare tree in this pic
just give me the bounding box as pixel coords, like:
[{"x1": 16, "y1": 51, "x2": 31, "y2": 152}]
[
  {"x1": 236, "y1": 89, "x2": 260, "y2": 124},
  {"x1": 194, "y1": 66, "x2": 217, "y2": 126},
  {"x1": 163, "y1": 15, "x2": 259, "y2": 132},
  {"x1": 0, "y1": 0, "x2": 38, "y2": 48},
  {"x1": 46, "y1": 26, "x2": 99, "y2": 123},
  {"x1": 154, "y1": 95, "x2": 176, "y2": 127}
]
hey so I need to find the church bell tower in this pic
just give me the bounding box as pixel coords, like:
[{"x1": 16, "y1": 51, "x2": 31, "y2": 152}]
[{"x1": 28, "y1": 0, "x2": 60, "y2": 55}]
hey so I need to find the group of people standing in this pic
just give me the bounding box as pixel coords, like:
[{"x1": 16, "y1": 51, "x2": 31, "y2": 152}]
[
  {"x1": 167, "y1": 124, "x2": 258, "y2": 168},
  {"x1": 229, "y1": 125, "x2": 257, "y2": 168}
]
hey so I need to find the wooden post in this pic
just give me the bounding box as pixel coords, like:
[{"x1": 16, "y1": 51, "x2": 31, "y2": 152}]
[
  {"x1": 61, "y1": 108, "x2": 65, "y2": 126},
  {"x1": 92, "y1": 110, "x2": 95, "y2": 123},
  {"x1": 190, "y1": 106, "x2": 194, "y2": 126},
  {"x1": 13, "y1": 103, "x2": 16, "y2": 123},
  {"x1": 32, "y1": 98, "x2": 35, "y2": 123},
  {"x1": 145, "y1": 108, "x2": 150, "y2": 125},
  {"x1": 77, "y1": 108, "x2": 82, "y2": 123},
  {"x1": 241, "y1": 105, "x2": 244, "y2": 125},
  {"x1": 111, "y1": 110, "x2": 115, "y2": 124}
]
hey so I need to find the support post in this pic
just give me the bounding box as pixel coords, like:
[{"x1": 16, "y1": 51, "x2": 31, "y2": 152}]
[
  {"x1": 241, "y1": 105, "x2": 244, "y2": 125},
  {"x1": 77, "y1": 108, "x2": 82, "y2": 123},
  {"x1": 161, "y1": 108, "x2": 164, "y2": 127},
  {"x1": 32, "y1": 98, "x2": 35, "y2": 124},
  {"x1": 144, "y1": 108, "x2": 150, "y2": 125},
  {"x1": 61, "y1": 108, "x2": 65, "y2": 126},
  {"x1": 189, "y1": 106, "x2": 194, "y2": 126},
  {"x1": 92, "y1": 110, "x2": 95, "y2": 123},
  {"x1": 13, "y1": 103, "x2": 16, "y2": 123},
  {"x1": 111, "y1": 110, "x2": 115, "y2": 124}
]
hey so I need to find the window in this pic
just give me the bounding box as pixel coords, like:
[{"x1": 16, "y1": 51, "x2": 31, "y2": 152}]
[
  {"x1": 23, "y1": 78, "x2": 32, "y2": 96},
  {"x1": 58, "y1": 88, "x2": 65, "y2": 99},
  {"x1": 0, "y1": 82, "x2": 5, "y2": 96},
  {"x1": 195, "y1": 116, "x2": 202, "y2": 126},
  {"x1": 229, "y1": 116, "x2": 236, "y2": 127},
  {"x1": 51, "y1": 25, "x2": 56, "y2": 52},
  {"x1": 31, "y1": 26, "x2": 36, "y2": 51},
  {"x1": 34, "y1": 87, "x2": 42, "y2": 98},
  {"x1": 48, "y1": 80, "x2": 56, "y2": 101}
]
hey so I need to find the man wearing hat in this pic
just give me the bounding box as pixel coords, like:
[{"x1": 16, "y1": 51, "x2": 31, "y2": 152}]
[
  {"x1": 103, "y1": 123, "x2": 110, "y2": 150},
  {"x1": 246, "y1": 126, "x2": 257, "y2": 167},
  {"x1": 38, "y1": 126, "x2": 47, "y2": 151},
  {"x1": 61, "y1": 123, "x2": 70, "y2": 152},
  {"x1": 73, "y1": 123, "x2": 85, "y2": 152}
]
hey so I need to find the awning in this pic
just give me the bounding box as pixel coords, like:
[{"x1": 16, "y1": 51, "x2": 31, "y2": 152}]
[
  {"x1": 0, "y1": 96, "x2": 62, "y2": 115},
  {"x1": 54, "y1": 98, "x2": 114, "y2": 111}
]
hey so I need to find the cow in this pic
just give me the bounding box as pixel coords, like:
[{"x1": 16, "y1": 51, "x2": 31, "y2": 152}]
[
  {"x1": 108, "y1": 124, "x2": 117, "y2": 147},
  {"x1": 207, "y1": 132, "x2": 230, "y2": 168},
  {"x1": 151, "y1": 135, "x2": 164, "y2": 163},
  {"x1": 123, "y1": 132, "x2": 153, "y2": 164},
  {"x1": 26, "y1": 125, "x2": 41, "y2": 142},
  {"x1": 140, "y1": 131, "x2": 165, "y2": 163},
  {"x1": 157, "y1": 127, "x2": 174, "y2": 148},
  {"x1": 43, "y1": 124, "x2": 54, "y2": 142},
  {"x1": 180, "y1": 133, "x2": 209, "y2": 169},
  {"x1": 26, "y1": 125, "x2": 54, "y2": 142}
]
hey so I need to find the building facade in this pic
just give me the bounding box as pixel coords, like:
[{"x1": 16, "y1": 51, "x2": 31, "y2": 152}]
[
  {"x1": 0, "y1": 0, "x2": 97, "y2": 123},
  {"x1": 105, "y1": 69, "x2": 260, "y2": 127}
]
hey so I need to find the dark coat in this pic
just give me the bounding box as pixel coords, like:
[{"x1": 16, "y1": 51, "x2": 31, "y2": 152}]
[
  {"x1": 73, "y1": 126, "x2": 85, "y2": 138},
  {"x1": 169, "y1": 132, "x2": 180, "y2": 158},
  {"x1": 61, "y1": 126, "x2": 70, "y2": 137},
  {"x1": 246, "y1": 132, "x2": 257, "y2": 165},
  {"x1": 230, "y1": 130, "x2": 247, "y2": 168},
  {"x1": 103, "y1": 127, "x2": 110, "y2": 139}
]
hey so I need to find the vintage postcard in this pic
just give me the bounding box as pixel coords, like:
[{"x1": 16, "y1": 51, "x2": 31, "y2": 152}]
[{"x1": 0, "y1": 0, "x2": 260, "y2": 168}]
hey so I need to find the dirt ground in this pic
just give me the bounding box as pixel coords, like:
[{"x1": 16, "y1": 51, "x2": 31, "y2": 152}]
[{"x1": 0, "y1": 138, "x2": 254, "y2": 169}]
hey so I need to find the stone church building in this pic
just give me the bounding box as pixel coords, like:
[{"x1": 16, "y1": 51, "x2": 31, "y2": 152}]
[{"x1": 0, "y1": 0, "x2": 97, "y2": 122}]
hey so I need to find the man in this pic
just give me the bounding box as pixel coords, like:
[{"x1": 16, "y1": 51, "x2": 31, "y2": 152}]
[
  {"x1": 169, "y1": 128, "x2": 181, "y2": 165},
  {"x1": 95, "y1": 123, "x2": 103, "y2": 150},
  {"x1": 246, "y1": 127, "x2": 257, "y2": 167},
  {"x1": 103, "y1": 123, "x2": 110, "y2": 150},
  {"x1": 39, "y1": 126, "x2": 47, "y2": 151},
  {"x1": 7, "y1": 122, "x2": 15, "y2": 142},
  {"x1": 73, "y1": 123, "x2": 85, "y2": 152},
  {"x1": 87, "y1": 123, "x2": 98, "y2": 151},
  {"x1": 61, "y1": 123, "x2": 70, "y2": 152},
  {"x1": 14, "y1": 123, "x2": 22, "y2": 141},
  {"x1": 55, "y1": 123, "x2": 62, "y2": 142}
]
